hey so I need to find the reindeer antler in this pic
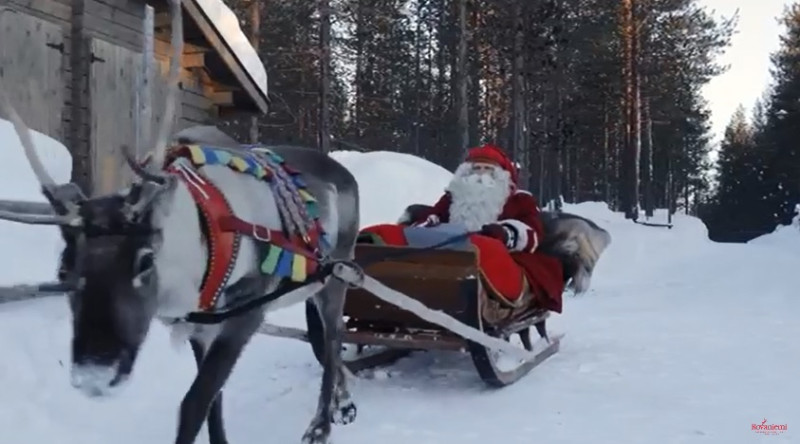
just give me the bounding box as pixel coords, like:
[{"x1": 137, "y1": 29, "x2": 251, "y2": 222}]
[
  {"x1": 0, "y1": 85, "x2": 57, "y2": 191},
  {"x1": 117, "y1": 0, "x2": 184, "y2": 221},
  {"x1": 152, "y1": 0, "x2": 184, "y2": 166},
  {"x1": 126, "y1": 0, "x2": 183, "y2": 183},
  {"x1": 0, "y1": 77, "x2": 83, "y2": 225}
]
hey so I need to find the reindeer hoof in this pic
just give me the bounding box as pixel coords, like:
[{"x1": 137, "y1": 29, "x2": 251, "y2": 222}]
[
  {"x1": 332, "y1": 400, "x2": 357, "y2": 425},
  {"x1": 301, "y1": 422, "x2": 330, "y2": 444}
]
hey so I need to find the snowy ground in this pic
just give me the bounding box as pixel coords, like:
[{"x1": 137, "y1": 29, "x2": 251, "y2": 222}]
[{"x1": 0, "y1": 122, "x2": 797, "y2": 444}]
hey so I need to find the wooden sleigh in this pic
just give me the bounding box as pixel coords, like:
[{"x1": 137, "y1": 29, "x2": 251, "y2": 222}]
[{"x1": 303, "y1": 239, "x2": 565, "y2": 387}]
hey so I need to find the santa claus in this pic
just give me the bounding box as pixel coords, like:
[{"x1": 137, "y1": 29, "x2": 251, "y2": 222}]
[{"x1": 411, "y1": 144, "x2": 565, "y2": 313}]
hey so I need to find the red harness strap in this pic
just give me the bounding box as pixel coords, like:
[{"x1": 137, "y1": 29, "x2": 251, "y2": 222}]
[
  {"x1": 169, "y1": 164, "x2": 241, "y2": 311},
  {"x1": 169, "y1": 163, "x2": 324, "y2": 312},
  {"x1": 217, "y1": 215, "x2": 321, "y2": 261}
]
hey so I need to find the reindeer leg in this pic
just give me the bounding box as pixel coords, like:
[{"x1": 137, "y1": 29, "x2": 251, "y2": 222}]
[
  {"x1": 175, "y1": 311, "x2": 263, "y2": 444},
  {"x1": 322, "y1": 277, "x2": 356, "y2": 426},
  {"x1": 188, "y1": 339, "x2": 228, "y2": 444},
  {"x1": 301, "y1": 278, "x2": 356, "y2": 444}
]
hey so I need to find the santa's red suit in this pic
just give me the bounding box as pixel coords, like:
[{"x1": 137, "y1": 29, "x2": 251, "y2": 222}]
[{"x1": 412, "y1": 144, "x2": 565, "y2": 313}]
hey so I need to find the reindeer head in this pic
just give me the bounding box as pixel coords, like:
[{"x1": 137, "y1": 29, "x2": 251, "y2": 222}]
[{"x1": 0, "y1": 0, "x2": 184, "y2": 397}]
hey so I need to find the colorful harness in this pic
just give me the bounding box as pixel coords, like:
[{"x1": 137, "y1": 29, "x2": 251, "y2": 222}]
[{"x1": 162, "y1": 144, "x2": 327, "y2": 312}]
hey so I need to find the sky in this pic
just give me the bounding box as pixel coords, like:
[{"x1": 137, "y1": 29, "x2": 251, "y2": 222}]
[{"x1": 699, "y1": 0, "x2": 792, "y2": 145}]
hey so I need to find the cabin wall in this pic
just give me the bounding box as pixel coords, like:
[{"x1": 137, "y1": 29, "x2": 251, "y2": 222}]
[
  {"x1": 153, "y1": 35, "x2": 217, "y2": 130},
  {"x1": 3, "y1": 0, "x2": 72, "y2": 141},
  {"x1": 1, "y1": 0, "x2": 222, "y2": 195}
]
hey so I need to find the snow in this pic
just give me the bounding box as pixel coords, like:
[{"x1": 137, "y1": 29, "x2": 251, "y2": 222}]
[
  {"x1": 328, "y1": 150, "x2": 452, "y2": 227},
  {"x1": 0, "y1": 141, "x2": 797, "y2": 443},
  {"x1": 193, "y1": 0, "x2": 268, "y2": 102},
  {"x1": 748, "y1": 203, "x2": 800, "y2": 253},
  {"x1": 0, "y1": 119, "x2": 71, "y2": 286}
]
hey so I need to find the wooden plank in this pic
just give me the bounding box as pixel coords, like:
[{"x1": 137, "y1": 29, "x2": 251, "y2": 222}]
[
  {"x1": 180, "y1": 101, "x2": 210, "y2": 124},
  {"x1": 210, "y1": 91, "x2": 233, "y2": 106},
  {"x1": 85, "y1": 0, "x2": 143, "y2": 32},
  {"x1": 181, "y1": 87, "x2": 211, "y2": 109},
  {"x1": 7, "y1": 0, "x2": 71, "y2": 22},
  {"x1": 0, "y1": 9, "x2": 65, "y2": 140},
  {"x1": 176, "y1": 67, "x2": 202, "y2": 90},
  {"x1": 182, "y1": 52, "x2": 204, "y2": 68},
  {"x1": 83, "y1": 13, "x2": 142, "y2": 50},
  {"x1": 153, "y1": 10, "x2": 170, "y2": 28},
  {"x1": 154, "y1": 36, "x2": 209, "y2": 56},
  {"x1": 182, "y1": 0, "x2": 268, "y2": 114},
  {"x1": 89, "y1": 37, "x2": 143, "y2": 193}
]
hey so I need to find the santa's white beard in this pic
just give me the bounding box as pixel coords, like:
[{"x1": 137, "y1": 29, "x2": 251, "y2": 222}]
[{"x1": 445, "y1": 164, "x2": 512, "y2": 231}]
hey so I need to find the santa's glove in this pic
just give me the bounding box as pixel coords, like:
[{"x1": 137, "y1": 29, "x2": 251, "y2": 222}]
[
  {"x1": 479, "y1": 223, "x2": 512, "y2": 247},
  {"x1": 415, "y1": 214, "x2": 440, "y2": 227}
]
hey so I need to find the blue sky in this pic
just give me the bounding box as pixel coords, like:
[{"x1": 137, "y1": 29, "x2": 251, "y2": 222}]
[{"x1": 699, "y1": 0, "x2": 791, "y2": 144}]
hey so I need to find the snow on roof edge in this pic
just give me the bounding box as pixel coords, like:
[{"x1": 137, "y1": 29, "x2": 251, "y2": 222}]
[{"x1": 192, "y1": 0, "x2": 268, "y2": 105}]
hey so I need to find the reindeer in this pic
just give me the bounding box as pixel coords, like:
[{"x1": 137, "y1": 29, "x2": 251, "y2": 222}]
[{"x1": 0, "y1": 1, "x2": 357, "y2": 443}]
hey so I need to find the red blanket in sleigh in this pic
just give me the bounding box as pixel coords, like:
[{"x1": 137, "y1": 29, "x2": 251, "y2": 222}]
[{"x1": 358, "y1": 223, "x2": 535, "y2": 308}]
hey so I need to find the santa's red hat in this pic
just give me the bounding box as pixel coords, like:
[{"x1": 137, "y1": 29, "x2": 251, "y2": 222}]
[{"x1": 464, "y1": 143, "x2": 519, "y2": 184}]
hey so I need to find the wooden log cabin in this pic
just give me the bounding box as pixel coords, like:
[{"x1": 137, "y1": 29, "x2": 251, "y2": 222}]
[{"x1": 0, "y1": 0, "x2": 269, "y2": 194}]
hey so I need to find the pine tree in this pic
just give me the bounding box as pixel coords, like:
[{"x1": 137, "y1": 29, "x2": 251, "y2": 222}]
[
  {"x1": 214, "y1": 0, "x2": 736, "y2": 220},
  {"x1": 702, "y1": 106, "x2": 771, "y2": 241},
  {"x1": 758, "y1": 3, "x2": 800, "y2": 227}
]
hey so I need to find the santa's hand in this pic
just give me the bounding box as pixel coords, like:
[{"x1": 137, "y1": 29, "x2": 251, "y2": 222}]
[
  {"x1": 415, "y1": 214, "x2": 440, "y2": 227},
  {"x1": 479, "y1": 223, "x2": 511, "y2": 246}
]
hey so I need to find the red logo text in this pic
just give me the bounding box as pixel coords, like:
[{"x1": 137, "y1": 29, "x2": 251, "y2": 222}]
[{"x1": 752, "y1": 418, "x2": 788, "y2": 435}]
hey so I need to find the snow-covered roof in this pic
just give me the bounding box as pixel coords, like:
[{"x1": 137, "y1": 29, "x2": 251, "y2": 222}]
[{"x1": 185, "y1": 0, "x2": 269, "y2": 112}]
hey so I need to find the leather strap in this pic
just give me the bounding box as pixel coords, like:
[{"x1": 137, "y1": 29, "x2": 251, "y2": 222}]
[
  {"x1": 218, "y1": 215, "x2": 320, "y2": 260},
  {"x1": 168, "y1": 164, "x2": 241, "y2": 311}
]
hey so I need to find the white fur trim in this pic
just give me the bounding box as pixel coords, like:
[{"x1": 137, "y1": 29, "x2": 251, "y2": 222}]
[
  {"x1": 421, "y1": 214, "x2": 440, "y2": 227},
  {"x1": 499, "y1": 219, "x2": 537, "y2": 252}
]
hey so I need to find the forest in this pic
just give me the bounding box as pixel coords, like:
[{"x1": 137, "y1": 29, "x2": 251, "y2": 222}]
[
  {"x1": 699, "y1": 4, "x2": 800, "y2": 242},
  {"x1": 216, "y1": 0, "x2": 798, "y2": 241}
]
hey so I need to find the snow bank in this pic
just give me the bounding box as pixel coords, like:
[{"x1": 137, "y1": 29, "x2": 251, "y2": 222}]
[
  {"x1": 330, "y1": 150, "x2": 711, "y2": 244},
  {"x1": 329, "y1": 150, "x2": 452, "y2": 227},
  {"x1": 328, "y1": 150, "x2": 731, "y2": 296},
  {"x1": 748, "y1": 204, "x2": 800, "y2": 253},
  {"x1": 0, "y1": 119, "x2": 71, "y2": 285}
]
